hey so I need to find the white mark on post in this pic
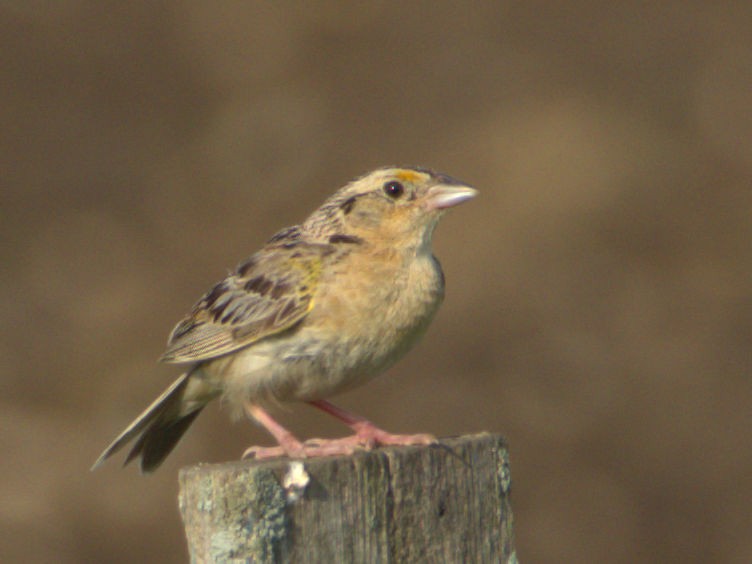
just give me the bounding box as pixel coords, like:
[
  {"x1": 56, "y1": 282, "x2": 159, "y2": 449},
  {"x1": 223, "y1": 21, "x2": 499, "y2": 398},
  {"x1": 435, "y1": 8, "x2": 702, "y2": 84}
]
[{"x1": 282, "y1": 461, "x2": 310, "y2": 503}]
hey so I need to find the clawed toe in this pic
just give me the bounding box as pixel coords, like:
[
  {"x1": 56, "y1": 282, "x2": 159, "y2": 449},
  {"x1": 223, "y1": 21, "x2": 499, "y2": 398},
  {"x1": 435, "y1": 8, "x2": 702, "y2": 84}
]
[
  {"x1": 241, "y1": 440, "x2": 357, "y2": 460},
  {"x1": 351, "y1": 422, "x2": 437, "y2": 448},
  {"x1": 241, "y1": 430, "x2": 437, "y2": 461},
  {"x1": 373, "y1": 432, "x2": 437, "y2": 446},
  {"x1": 242, "y1": 445, "x2": 294, "y2": 460}
]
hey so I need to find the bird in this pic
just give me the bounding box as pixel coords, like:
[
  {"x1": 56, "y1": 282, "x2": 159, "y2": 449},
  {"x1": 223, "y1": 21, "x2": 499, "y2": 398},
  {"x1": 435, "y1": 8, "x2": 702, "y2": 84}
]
[{"x1": 92, "y1": 166, "x2": 477, "y2": 473}]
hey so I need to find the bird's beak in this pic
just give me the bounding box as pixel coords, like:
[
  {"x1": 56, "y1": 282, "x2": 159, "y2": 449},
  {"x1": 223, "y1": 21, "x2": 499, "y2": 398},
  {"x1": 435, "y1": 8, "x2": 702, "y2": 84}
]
[{"x1": 425, "y1": 184, "x2": 478, "y2": 210}]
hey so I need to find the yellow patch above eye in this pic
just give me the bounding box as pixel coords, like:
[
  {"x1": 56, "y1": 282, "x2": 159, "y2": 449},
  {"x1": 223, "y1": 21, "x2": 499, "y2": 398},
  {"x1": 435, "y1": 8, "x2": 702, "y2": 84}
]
[{"x1": 395, "y1": 170, "x2": 423, "y2": 183}]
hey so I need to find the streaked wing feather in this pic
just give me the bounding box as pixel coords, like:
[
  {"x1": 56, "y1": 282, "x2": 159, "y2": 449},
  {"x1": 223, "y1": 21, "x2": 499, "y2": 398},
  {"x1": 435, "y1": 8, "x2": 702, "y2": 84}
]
[{"x1": 160, "y1": 242, "x2": 326, "y2": 363}]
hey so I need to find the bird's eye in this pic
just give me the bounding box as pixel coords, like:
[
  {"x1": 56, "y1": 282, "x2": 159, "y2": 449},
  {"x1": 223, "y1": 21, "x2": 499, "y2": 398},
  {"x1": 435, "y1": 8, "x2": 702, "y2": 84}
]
[{"x1": 383, "y1": 181, "x2": 404, "y2": 199}]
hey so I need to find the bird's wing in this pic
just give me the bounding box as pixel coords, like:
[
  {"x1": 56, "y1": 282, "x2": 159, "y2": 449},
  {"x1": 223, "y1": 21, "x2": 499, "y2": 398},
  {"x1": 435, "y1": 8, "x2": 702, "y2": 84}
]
[{"x1": 160, "y1": 242, "x2": 329, "y2": 363}]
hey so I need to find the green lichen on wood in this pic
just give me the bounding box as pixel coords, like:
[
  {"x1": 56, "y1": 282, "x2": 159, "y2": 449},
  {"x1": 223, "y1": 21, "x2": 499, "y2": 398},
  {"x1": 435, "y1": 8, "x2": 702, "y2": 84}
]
[
  {"x1": 214, "y1": 467, "x2": 287, "y2": 561},
  {"x1": 181, "y1": 463, "x2": 290, "y2": 562}
]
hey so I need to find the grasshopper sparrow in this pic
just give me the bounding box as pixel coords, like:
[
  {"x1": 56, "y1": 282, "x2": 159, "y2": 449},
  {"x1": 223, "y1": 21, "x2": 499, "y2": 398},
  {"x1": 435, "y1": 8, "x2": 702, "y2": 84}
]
[{"x1": 93, "y1": 166, "x2": 477, "y2": 472}]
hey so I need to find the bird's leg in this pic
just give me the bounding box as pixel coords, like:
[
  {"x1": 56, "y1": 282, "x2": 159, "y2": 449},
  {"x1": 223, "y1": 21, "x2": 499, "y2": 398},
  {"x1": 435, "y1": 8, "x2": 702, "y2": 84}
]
[
  {"x1": 307, "y1": 399, "x2": 437, "y2": 450},
  {"x1": 242, "y1": 402, "x2": 369, "y2": 459},
  {"x1": 242, "y1": 403, "x2": 307, "y2": 459}
]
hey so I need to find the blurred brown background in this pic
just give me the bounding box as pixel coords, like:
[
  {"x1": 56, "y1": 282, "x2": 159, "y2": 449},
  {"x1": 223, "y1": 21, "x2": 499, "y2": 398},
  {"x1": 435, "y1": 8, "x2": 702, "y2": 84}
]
[{"x1": 2, "y1": 2, "x2": 751, "y2": 562}]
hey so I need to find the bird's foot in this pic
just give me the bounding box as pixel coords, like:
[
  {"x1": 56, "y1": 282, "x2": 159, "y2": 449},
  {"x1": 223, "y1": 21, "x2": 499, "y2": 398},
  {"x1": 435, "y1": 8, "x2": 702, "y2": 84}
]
[
  {"x1": 304, "y1": 422, "x2": 437, "y2": 452},
  {"x1": 242, "y1": 427, "x2": 437, "y2": 460},
  {"x1": 242, "y1": 432, "x2": 306, "y2": 460},
  {"x1": 243, "y1": 444, "x2": 294, "y2": 460},
  {"x1": 350, "y1": 421, "x2": 437, "y2": 449},
  {"x1": 306, "y1": 399, "x2": 437, "y2": 450},
  {"x1": 242, "y1": 439, "x2": 359, "y2": 460}
]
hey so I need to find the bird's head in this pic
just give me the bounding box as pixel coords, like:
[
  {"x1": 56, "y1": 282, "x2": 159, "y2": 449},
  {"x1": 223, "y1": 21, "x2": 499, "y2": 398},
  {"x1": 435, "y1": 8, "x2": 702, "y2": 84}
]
[{"x1": 305, "y1": 167, "x2": 477, "y2": 253}]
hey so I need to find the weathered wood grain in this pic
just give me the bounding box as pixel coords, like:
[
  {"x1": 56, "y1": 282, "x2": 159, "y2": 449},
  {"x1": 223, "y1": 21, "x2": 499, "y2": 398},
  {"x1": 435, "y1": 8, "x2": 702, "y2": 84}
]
[{"x1": 179, "y1": 433, "x2": 515, "y2": 563}]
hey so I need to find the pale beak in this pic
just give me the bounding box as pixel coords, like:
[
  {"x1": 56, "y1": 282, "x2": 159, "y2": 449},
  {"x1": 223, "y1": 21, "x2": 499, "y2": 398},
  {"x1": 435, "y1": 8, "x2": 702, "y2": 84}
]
[{"x1": 426, "y1": 184, "x2": 478, "y2": 210}]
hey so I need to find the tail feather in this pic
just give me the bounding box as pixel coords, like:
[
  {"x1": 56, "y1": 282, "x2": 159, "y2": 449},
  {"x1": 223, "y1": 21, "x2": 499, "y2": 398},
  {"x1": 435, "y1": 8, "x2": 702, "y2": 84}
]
[
  {"x1": 91, "y1": 373, "x2": 205, "y2": 473},
  {"x1": 124, "y1": 406, "x2": 205, "y2": 472}
]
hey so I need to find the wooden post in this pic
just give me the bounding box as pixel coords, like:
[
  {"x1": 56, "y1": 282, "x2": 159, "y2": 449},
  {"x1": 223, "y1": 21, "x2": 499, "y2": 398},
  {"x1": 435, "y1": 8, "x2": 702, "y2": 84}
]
[{"x1": 179, "y1": 433, "x2": 515, "y2": 563}]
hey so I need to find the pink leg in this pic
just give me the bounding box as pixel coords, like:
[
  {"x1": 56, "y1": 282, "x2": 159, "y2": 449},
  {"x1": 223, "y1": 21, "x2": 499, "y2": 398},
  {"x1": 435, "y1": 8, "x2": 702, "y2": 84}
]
[
  {"x1": 242, "y1": 403, "x2": 305, "y2": 459},
  {"x1": 242, "y1": 402, "x2": 376, "y2": 460},
  {"x1": 307, "y1": 399, "x2": 436, "y2": 450}
]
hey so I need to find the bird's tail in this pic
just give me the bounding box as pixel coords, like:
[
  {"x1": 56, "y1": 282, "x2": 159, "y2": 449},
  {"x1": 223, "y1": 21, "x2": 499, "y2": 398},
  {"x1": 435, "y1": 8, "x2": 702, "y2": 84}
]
[{"x1": 91, "y1": 371, "x2": 214, "y2": 473}]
